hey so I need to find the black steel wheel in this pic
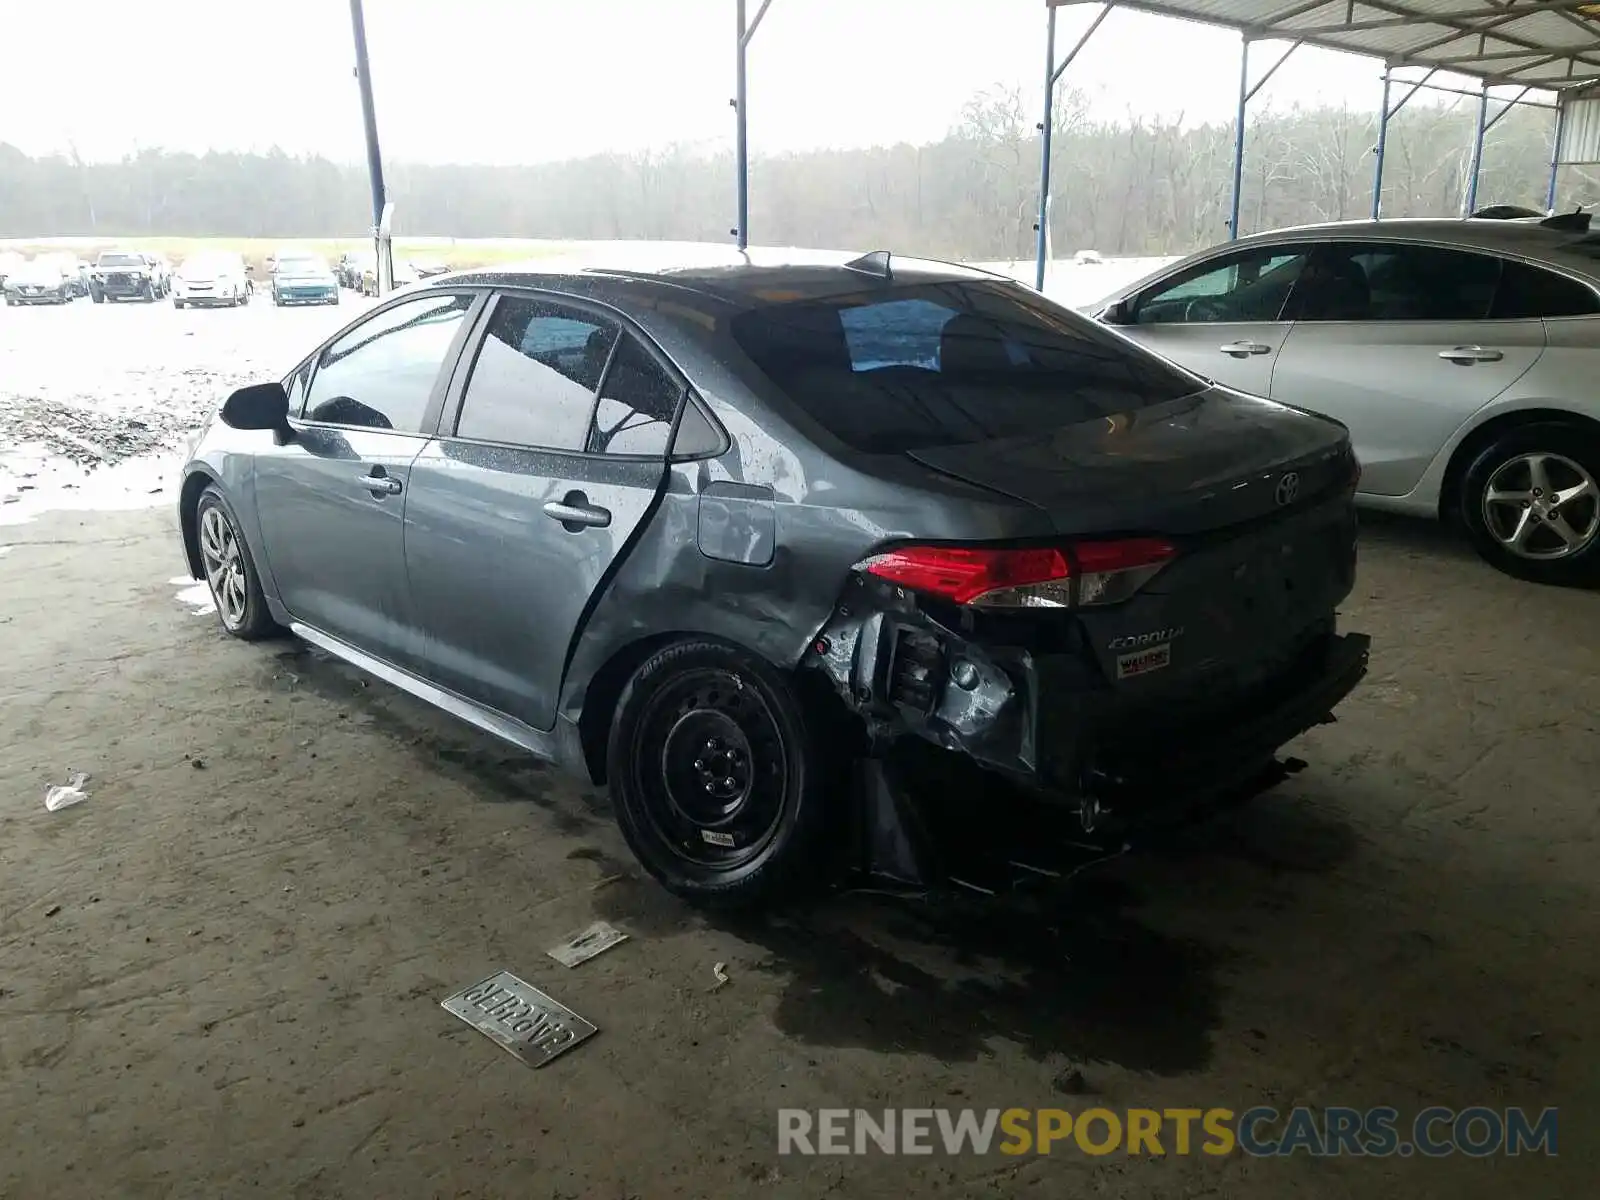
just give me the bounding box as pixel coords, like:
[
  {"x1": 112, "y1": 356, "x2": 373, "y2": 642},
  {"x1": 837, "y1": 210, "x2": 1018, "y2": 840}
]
[{"x1": 607, "y1": 641, "x2": 835, "y2": 908}]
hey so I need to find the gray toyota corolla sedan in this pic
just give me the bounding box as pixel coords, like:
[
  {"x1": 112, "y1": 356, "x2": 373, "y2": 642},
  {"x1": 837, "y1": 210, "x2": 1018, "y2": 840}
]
[{"x1": 178, "y1": 247, "x2": 1369, "y2": 907}]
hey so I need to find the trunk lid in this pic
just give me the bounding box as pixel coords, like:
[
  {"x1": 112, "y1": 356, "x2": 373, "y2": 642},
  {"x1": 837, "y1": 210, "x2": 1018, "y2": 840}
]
[
  {"x1": 909, "y1": 387, "x2": 1359, "y2": 711},
  {"x1": 905, "y1": 387, "x2": 1350, "y2": 537}
]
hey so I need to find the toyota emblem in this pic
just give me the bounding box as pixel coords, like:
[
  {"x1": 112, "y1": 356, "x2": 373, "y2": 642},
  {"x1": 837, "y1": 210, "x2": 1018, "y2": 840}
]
[{"x1": 1274, "y1": 472, "x2": 1301, "y2": 506}]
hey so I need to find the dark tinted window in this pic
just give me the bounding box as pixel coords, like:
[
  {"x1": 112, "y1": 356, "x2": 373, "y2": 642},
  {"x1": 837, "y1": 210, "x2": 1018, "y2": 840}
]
[
  {"x1": 455, "y1": 297, "x2": 618, "y2": 449},
  {"x1": 729, "y1": 281, "x2": 1200, "y2": 453},
  {"x1": 1294, "y1": 244, "x2": 1500, "y2": 322},
  {"x1": 304, "y1": 292, "x2": 471, "y2": 432},
  {"x1": 1492, "y1": 260, "x2": 1600, "y2": 318},
  {"x1": 1134, "y1": 249, "x2": 1309, "y2": 325},
  {"x1": 588, "y1": 337, "x2": 681, "y2": 456}
]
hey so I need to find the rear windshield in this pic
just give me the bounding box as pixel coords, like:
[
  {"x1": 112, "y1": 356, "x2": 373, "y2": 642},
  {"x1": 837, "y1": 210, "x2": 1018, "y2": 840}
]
[
  {"x1": 728, "y1": 281, "x2": 1201, "y2": 452},
  {"x1": 99, "y1": 253, "x2": 144, "y2": 267}
]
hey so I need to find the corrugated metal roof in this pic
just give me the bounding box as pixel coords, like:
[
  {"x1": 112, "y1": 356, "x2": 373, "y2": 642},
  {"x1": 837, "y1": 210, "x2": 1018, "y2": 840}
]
[{"x1": 1065, "y1": 0, "x2": 1600, "y2": 90}]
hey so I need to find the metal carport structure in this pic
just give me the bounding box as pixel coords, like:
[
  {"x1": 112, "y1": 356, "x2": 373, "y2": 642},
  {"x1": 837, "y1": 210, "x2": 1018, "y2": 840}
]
[
  {"x1": 349, "y1": 2, "x2": 1600, "y2": 294},
  {"x1": 1028, "y1": 0, "x2": 1600, "y2": 286}
]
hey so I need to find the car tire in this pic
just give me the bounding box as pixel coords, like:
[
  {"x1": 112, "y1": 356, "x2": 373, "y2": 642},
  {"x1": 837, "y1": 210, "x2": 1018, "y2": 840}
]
[
  {"x1": 1459, "y1": 421, "x2": 1600, "y2": 586},
  {"x1": 606, "y1": 640, "x2": 839, "y2": 909},
  {"x1": 195, "y1": 487, "x2": 281, "y2": 640}
]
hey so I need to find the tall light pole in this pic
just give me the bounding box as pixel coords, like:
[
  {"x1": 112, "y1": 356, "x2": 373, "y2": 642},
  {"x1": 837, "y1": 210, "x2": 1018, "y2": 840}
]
[{"x1": 349, "y1": 0, "x2": 392, "y2": 294}]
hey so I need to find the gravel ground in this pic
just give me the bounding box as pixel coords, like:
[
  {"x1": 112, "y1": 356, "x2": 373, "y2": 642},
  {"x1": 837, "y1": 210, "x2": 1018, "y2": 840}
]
[{"x1": 0, "y1": 294, "x2": 1594, "y2": 1199}]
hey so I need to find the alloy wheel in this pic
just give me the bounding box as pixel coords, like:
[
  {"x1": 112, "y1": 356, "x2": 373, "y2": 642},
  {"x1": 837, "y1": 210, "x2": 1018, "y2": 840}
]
[
  {"x1": 198, "y1": 506, "x2": 249, "y2": 629},
  {"x1": 1481, "y1": 452, "x2": 1600, "y2": 561}
]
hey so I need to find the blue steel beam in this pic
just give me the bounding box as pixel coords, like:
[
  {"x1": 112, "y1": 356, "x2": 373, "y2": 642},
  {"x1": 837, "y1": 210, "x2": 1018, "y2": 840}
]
[
  {"x1": 1464, "y1": 84, "x2": 1490, "y2": 214},
  {"x1": 1228, "y1": 37, "x2": 1299, "y2": 240},
  {"x1": 733, "y1": 0, "x2": 776, "y2": 249},
  {"x1": 1034, "y1": 2, "x2": 1113, "y2": 290}
]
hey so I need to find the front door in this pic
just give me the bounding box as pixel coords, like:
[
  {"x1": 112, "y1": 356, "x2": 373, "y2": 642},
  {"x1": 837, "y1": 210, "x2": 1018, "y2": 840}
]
[
  {"x1": 1269, "y1": 242, "x2": 1546, "y2": 497},
  {"x1": 403, "y1": 293, "x2": 677, "y2": 729},
  {"x1": 253, "y1": 290, "x2": 477, "y2": 668},
  {"x1": 1114, "y1": 244, "x2": 1313, "y2": 397}
]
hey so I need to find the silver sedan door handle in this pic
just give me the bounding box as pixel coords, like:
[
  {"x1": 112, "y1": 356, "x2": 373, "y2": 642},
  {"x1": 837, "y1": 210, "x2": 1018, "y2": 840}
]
[
  {"x1": 1439, "y1": 345, "x2": 1503, "y2": 364},
  {"x1": 357, "y1": 471, "x2": 402, "y2": 495},
  {"x1": 543, "y1": 495, "x2": 611, "y2": 529},
  {"x1": 1220, "y1": 341, "x2": 1272, "y2": 357}
]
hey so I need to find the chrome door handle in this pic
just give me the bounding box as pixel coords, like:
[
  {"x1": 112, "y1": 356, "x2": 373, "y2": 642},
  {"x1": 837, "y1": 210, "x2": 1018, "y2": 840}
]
[
  {"x1": 543, "y1": 498, "x2": 611, "y2": 529},
  {"x1": 1439, "y1": 346, "x2": 1503, "y2": 364},
  {"x1": 358, "y1": 472, "x2": 402, "y2": 495},
  {"x1": 1220, "y1": 341, "x2": 1272, "y2": 357}
]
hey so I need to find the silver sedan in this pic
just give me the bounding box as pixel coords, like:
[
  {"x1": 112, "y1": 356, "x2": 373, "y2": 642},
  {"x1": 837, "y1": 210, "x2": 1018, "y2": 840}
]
[{"x1": 1091, "y1": 216, "x2": 1600, "y2": 586}]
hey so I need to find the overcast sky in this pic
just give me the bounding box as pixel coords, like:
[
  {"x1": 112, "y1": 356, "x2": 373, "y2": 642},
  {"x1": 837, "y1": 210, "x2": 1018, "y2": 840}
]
[{"x1": 4, "y1": 0, "x2": 1490, "y2": 164}]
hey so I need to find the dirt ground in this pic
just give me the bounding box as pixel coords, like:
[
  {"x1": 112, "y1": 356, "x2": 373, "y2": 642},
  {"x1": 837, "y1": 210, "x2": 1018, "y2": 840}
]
[{"x1": 1, "y1": 303, "x2": 1597, "y2": 1199}]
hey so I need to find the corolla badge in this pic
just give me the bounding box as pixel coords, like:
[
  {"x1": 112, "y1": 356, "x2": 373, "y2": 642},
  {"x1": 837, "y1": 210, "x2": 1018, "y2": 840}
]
[
  {"x1": 1108, "y1": 627, "x2": 1184, "y2": 651},
  {"x1": 1275, "y1": 471, "x2": 1301, "y2": 506}
]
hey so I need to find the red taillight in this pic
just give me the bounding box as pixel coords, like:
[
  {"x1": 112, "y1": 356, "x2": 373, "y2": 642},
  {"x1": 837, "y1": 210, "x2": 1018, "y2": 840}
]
[{"x1": 858, "y1": 538, "x2": 1175, "y2": 609}]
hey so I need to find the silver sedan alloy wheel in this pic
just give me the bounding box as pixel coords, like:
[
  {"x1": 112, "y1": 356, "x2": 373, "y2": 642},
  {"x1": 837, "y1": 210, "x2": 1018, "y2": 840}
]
[
  {"x1": 199, "y1": 505, "x2": 249, "y2": 628},
  {"x1": 1481, "y1": 452, "x2": 1600, "y2": 561}
]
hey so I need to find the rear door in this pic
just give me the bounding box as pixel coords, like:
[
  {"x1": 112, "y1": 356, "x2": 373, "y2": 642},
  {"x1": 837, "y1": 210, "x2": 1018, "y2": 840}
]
[
  {"x1": 1113, "y1": 244, "x2": 1311, "y2": 397},
  {"x1": 252, "y1": 290, "x2": 479, "y2": 670},
  {"x1": 1269, "y1": 241, "x2": 1546, "y2": 496},
  {"x1": 403, "y1": 292, "x2": 678, "y2": 730}
]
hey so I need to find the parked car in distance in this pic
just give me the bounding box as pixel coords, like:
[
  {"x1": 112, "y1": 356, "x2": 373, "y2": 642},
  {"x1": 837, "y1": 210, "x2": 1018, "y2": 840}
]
[
  {"x1": 3, "y1": 257, "x2": 75, "y2": 305},
  {"x1": 179, "y1": 247, "x2": 1369, "y2": 908},
  {"x1": 146, "y1": 254, "x2": 173, "y2": 297},
  {"x1": 335, "y1": 251, "x2": 370, "y2": 289},
  {"x1": 0, "y1": 249, "x2": 25, "y2": 289},
  {"x1": 271, "y1": 253, "x2": 339, "y2": 306},
  {"x1": 358, "y1": 256, "x2": 419, "y2": 296},
  {"x1": 1090, "y1": 215, "x2": 1600, "y2": 585},
  {"x1": 36, "y1": 252, "x2": 89, "y2": 297},
  {"x1": 173, "y1": 252, "x2": 251, "y2": 308},
  {"x1": 91, "y1": 249, "x2": 160, "y2": 302}
]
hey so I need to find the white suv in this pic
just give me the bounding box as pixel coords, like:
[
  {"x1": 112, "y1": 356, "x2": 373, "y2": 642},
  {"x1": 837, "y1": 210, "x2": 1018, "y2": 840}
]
[{"x1": 1092, "y1": 215, "x2": 1600, "y2": 586}]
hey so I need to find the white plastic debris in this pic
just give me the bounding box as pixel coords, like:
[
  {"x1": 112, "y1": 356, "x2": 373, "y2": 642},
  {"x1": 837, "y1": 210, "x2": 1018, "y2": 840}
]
[
  {"x1": 547, "y1": 920, "x2": 628, "y2": 968},
  {"x1": 44, "y1": 772, "x2": 90, "y2": 812},
  {"x1": 712, "y1": 961, "x2": 730, "y2": 989}
]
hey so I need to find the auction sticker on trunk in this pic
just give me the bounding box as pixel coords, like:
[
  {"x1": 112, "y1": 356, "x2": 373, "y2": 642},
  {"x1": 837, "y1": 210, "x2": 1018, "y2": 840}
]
[
  {"x1": 1116, "y1": 643, "x2": 1171, "y2": 680},
  {"x1": 441, "y1": 970, "x2": 597, "y2": 1068}
]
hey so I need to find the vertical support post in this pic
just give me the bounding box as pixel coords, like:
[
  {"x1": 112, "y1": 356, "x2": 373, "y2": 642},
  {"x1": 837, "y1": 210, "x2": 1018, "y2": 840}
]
[
  {"x1": 1034, "y1": 4, "x2": 1058, "y2": 291},
  {"x1": 349, "y1": 0, "x2": 391, "y2": 294},
  {"x1": 1228, "y1": 36, "x2": 1250, "y2": 240},
  {"x1": 1547, "y1": 102, "x2": 1566, "y2": 213},
  {"x1": 734, "y1": 0, "x2": 749, "y2": 249},
  {"x1": 1371, "y1": 67, "x2": 1392, "y2": 221},
  {"x1": 1465, "y1": 84, "x2": 1489, "y2": 215}
]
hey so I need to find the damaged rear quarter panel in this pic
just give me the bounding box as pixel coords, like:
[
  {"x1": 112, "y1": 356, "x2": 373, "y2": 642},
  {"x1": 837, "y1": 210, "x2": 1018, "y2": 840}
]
[{"x1": 555, "y1": 319, "x2": 1050, "y2": 733}]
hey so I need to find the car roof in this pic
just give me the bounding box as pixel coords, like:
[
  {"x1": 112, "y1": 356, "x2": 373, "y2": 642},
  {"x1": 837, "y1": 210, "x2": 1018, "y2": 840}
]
[{"x1": 427, "y1": 244, "x2": 1008, "y2": 309}]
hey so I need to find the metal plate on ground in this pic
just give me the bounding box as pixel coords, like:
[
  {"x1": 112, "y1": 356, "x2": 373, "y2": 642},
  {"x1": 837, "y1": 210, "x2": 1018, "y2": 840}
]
[
  {"x1": 548, "y1": 920, "x2": 629, "y2": 968},
  {"x1": 440, "y1": 971, "x2": 597, "y2": 1068}
]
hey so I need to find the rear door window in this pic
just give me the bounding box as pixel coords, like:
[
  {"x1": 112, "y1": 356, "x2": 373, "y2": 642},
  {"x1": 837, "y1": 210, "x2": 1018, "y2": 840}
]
[
  {"x1": 303, "y1": 292, "x2": 473, "y2": 432},
  {"x1": 1132, "y1": 249, "x2": 1309, "y2": 325},
  {"x1": 729, "y1": 280, "x2": 1201, "y2": 453},
  {"x1": 1491, "y1": 260, "x2": 1600, "y2": 318},
  {"x1": 454, "y1": 296, "x2": 618, "y2": 450},
  {"x1": 1292, "y1": 243, "x2": 1501, "y2": 322}
]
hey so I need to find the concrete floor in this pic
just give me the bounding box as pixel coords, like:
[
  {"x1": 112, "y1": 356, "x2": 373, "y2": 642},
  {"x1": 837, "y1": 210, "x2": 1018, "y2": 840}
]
[{"x1": 0, "y1": 505, "x2": 1593, "y2": 1199}]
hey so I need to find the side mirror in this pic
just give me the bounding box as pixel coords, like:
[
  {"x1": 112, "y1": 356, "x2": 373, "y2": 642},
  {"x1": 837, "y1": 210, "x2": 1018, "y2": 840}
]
[
  {"x1": 1102, "y1": 298, "x2": 1133, "y2": 325},
  {"x1": 221, "y1": 382, "x2": 294, "y2": 442}
]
